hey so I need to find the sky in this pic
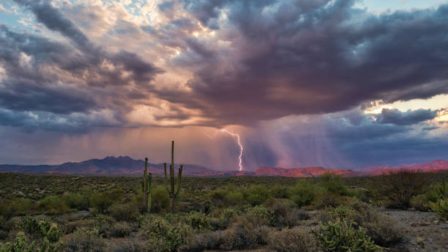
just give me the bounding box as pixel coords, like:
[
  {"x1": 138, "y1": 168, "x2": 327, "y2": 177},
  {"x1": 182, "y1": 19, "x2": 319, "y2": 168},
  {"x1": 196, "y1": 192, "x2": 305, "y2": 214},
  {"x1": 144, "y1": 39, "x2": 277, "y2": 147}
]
[{"x1": 0, "y1": 0, "x2": 447, "y2": 170}]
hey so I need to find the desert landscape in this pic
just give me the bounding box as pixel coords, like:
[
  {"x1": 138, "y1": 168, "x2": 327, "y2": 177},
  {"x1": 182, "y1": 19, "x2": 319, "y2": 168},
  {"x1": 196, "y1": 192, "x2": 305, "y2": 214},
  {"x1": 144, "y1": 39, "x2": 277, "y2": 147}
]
[{"x1": 1, "y1": 0, "x2": 448, "y2": 251}]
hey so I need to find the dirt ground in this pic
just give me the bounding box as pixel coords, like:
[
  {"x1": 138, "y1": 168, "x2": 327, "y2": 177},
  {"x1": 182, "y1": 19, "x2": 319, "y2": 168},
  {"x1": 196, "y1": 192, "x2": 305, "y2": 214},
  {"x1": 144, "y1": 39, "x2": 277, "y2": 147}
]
[{"x1": 383, "y1": 209, "x2": 448, "y2": 252}]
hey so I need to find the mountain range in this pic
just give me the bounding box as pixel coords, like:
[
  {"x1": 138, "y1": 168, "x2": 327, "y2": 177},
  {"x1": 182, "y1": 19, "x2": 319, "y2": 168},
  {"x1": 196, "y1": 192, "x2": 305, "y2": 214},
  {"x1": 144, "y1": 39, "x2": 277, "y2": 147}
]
[{"x1": 0, "y1": 156, "x2": 447, "y2": 177}]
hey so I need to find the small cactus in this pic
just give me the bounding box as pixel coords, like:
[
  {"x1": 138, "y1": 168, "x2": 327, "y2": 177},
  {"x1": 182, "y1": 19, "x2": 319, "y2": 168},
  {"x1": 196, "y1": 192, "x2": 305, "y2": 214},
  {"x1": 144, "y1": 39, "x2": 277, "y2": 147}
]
[
  {"x1": 143, "y1": 157, "x2": 152, "y2": 213},
  {"x1": 164, "y1": 141, "x2": 183, "y2": 212}
]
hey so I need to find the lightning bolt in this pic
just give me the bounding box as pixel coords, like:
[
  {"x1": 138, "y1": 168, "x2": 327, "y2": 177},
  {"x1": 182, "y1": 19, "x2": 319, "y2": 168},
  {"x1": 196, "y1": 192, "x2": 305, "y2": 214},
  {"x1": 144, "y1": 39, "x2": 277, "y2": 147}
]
[{"x1": 220, "y1": 129, "x2": 244, "y2": 171}]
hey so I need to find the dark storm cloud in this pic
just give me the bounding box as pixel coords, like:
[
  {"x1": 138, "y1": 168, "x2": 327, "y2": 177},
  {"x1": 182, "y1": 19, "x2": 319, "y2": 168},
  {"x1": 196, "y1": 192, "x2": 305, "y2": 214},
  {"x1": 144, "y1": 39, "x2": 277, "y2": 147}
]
[
  {"x1": 14, "y1": 0, "x2": 93, "y2": 51},
  {"x1": 377, "y1": 108, "x2": 437, "y2": 126},
  {"x1": 324, "y1": 110, "x2": 448, "y2": 167},
  {"x1": 0, "y1": 1, "x2": 160, "y2": 130},
  {"x1": 173, "y1": 0, "x2": 448, "y2": 125}
]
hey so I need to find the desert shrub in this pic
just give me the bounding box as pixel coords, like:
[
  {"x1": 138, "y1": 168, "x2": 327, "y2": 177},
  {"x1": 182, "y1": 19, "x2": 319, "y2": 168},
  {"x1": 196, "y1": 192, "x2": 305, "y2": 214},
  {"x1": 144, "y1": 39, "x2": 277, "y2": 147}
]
[
  {"x1": 0, "y1": 198, "x2": 34, "y2": 218},
  {"x1": 183, "y1": 218, "x2": 268, "y2": 251},
  {"x1": 109, "y1": 203, "x2": 140, "y2": 221},
  {"x1": 208, "y1": 187, "x2": 244, "y2": 207},
  {"x1": 224, "y1": 190, "x2": 244, "y2": 205},
  {"x1": 316, "y1": 219, "x2": 381, "y2": 252},
  {"x1": 208, "y1": 208, "x2": 240, "y2": 230},
  {"x1": 430, "y1": 199, "x2": 448, "y2": 220},
  {"x1": 244, "y1": 185, "x2": 270, "y2": 206},
  {"x1": 151, "y1": 186, "x2": 170, "y2": 213},
  {"x1": 38, "y1": 195, "x2": 70, "y2": 215},
  {"x1": 265, "y1": 198, "x2": 307, "y2": 228},
  {"x1": 271, "y1": 184, "x2": 289, "y2": 198},
  {"x1": 109, "y1": 222, "x2": 133, "y2": 237},
  {"x1": 321, "y1": 203, "x2": 403, "y2": 247},
  {"x1": 90, "y1": 192, "x2": 114, "y2": 214},
  {"x1": 219, "y1": 218, "x2": 268, "y2": 250},
  {"x1": 63, "y1": 227, "x2": 106, "y2": 252},
  {"x1": 244, "y1": 206, "x2": 270, "y2": 226},
  {"x1": 2, "y1": 218, "x2": 63, "y2": 252},
  {"x1": 268, "y1": 227, "x2": 319, "y2": 252},
  {"x1": 0, "y1": 232, "x2": 35, "y2": 252},
  {"x1": 141, "y1": 215, "x2": 191, "y2": 252},
  {"x1": 379, "y1": 171, "x2": 428, "y2": 209},
  {"x1": 63, "y1": 193, "x2": 89, "y2": 210},
  {"x1": 319, "y1": 174, "x2": 350, "y2": 196},
  {"x1": 94, "y1": 214, "x2": 115, "y2": 237},
  {"x1": 288, "y1": 181, "x2": 320, "y2": 207},
  {"x1": 184, "y1": 212, "x2": 211, "y2": 231},
  {"x1": 411, "y1": 181, "x2": 448, "y2": 211},
  {"x1": 21, "y1": 217, "x2": 61, "y2": 242},
  {"x1": 106, "y1": 239, "x2": 146, "y2": 252}
]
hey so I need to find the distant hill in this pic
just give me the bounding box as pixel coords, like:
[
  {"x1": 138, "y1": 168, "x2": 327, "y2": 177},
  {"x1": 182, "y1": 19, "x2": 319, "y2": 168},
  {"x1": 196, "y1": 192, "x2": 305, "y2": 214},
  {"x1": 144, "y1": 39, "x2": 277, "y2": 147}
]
[
  {"x1": 0, "y1": 156, "x2": 220, "y2": 176},
  {"x1": 0, "y1": 157, "x2": 447, "y2": 177}
]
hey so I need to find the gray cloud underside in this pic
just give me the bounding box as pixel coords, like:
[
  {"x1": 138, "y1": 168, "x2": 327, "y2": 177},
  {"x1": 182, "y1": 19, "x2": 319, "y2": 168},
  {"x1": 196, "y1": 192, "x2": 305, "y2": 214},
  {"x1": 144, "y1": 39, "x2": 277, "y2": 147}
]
[
  {"x1": 170, "y1": 0, "x2": 448, "y2": 125},
  {"x1": 0, "y1": 0, "x2": 447, "y2": 131},
  {"x1": 0, "y1": 0, "x2": 160, "y2": 130}
]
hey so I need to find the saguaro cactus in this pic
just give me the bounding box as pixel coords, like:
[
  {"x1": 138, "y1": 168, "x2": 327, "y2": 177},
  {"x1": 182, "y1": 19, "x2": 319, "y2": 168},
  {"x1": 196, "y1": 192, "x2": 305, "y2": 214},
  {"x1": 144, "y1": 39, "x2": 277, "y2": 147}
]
[
  {"x1": 164, "y1": 141, "x2": 183, "y2": 212},
  {"x1": 143, "y1": 157, "x2": 152, "y2": 213}
]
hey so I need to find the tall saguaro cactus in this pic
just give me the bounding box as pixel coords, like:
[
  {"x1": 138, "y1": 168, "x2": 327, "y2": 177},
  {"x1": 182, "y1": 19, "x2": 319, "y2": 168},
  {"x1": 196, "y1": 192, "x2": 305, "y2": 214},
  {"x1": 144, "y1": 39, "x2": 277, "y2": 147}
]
[
  {"x1": 164, "y1": 141, "x2": 183, "y2": 212},
  {"x1": 143, "y1": 157, "x2": 152, "y2": 213}
]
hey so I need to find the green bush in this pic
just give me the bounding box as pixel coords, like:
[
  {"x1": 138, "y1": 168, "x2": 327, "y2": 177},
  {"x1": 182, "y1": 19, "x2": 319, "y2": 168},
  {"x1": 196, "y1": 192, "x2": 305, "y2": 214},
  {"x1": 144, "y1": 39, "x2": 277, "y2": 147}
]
[
  {"x1": 244, "y1": 206, "x2": 270, "y2": 226},
  {"x1": 411, "y1": 181, "x2": 448, "y2": 211},
  {"x1": 184, "y1": 212, "x2": 211, "y2": 231},
  {"x1": 219, "y1": 218, "x2": 268, "y2": 250},
  {"x1": 90, "y1": 192, "x2": 115, "y2": 214},
  {"x1": 265, "y1": 198, "x2": 303, "y2": 228},
  {"x1": 430, "y1": 199, "x2": 448, "y2": 220},
  {"x1": 109, "y1": 203, "x2": 140, "y2": 221},
  {"x1": 319, "y1": 174, "x2": 350, "y2": 196},
  {"x1": 321, "y1": 203, "x2": 402, "y2": 247},
  {"x1": 379, "y1": 171, "x2": 428, "y2": 209},
  {"x1": 268, "y1": 227, "x2": 319, "y2": 252},
  {"x1": 38, "y1": 195, "x2": 70, "y2": 215},
  {"x1": 288, "y1": 181, "x2": 319, "y2": 207},
  {"x1": 316, "y1": 219, "x2": 381, "y2": 252},
  {"x1": 62, "y1": 228, "x2": 106, "y2": 252},
  {"x1": 109, "y1": 222, "x2": 133, "y2": 237},
  {"x1": 0, "y1": 198, "x2": 34, "y2": 218},
  {"x1": 0, "y1": 232, "x2": 35, "y2": 252},
  {"x1": 244, "y1": 185, "x2": 270, "y2": 206},
  {"x1": 63, "y1": 193, "x2": 89, "y2": 210},
  {"x1": 151, "y1": 186, "x2": 170, "y2": 213},
  {"x1": 141, "y1": 215, "x2": 191, "y2": 252}
]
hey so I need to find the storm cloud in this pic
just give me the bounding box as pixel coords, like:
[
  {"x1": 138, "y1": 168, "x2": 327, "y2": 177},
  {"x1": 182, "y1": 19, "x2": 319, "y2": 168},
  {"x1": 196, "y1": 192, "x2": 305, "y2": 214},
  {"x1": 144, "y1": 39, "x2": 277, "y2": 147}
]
[{"x1": 170, "y1": 0, "x2": 448, "y2": 125}]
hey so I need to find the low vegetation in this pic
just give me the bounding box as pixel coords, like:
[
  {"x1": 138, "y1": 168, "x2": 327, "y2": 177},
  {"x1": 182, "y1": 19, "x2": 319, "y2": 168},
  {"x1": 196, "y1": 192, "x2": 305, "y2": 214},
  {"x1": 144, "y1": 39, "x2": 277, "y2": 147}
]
[{"x1": 0, "y1": 170, "x2": 447, "y2": 251}]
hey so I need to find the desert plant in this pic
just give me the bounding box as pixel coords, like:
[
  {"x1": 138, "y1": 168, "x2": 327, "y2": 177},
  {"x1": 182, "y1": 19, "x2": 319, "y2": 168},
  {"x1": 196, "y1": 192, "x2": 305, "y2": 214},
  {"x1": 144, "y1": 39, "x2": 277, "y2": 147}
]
[
  {"x1": 316, "y1": 219, "x2": 381, "y2": 252},
  {"x1": 268, "y1": 227, "x2": 319, "y2": 252},
  {"x1": 244, "y1": 185, "x2": 270, "y2": 205},
  {"x1": 109, "y1": 202, "x2": 140, "y2": 222},
  {"x1": 63, "y1": 193, "x2": 89, "y2": 210},
  {"x1": 164, "y1": 141, "x2": 184, "y2": 212},
  {"x1": 109, "y1": 222, "x2": 133, "y2": 237},
  {"x1": 38, "y1": 195, "x2": 70, "y2": 215},
  {"x1": 151, "y1": 186, "x2": 170, "y2": 212},
  {"x1": 321, "y1": 203, "x2": 402, "y2": 247},
  {"x1": 90, "y1": 192, "x2": 115, "y2": 214},
  {"x1": 63, "y1": 227, "x2": 106, "y2": 252},
  {"x1": 430, "y1": 198, "x2": 448, "y2": 220},
  {"x1": 143, "y1": 157, "x2": 152, "y2": 213},
  {"x1": 141, "y1": 215, "x2": 191, "y2": 252},
  {"x1": 288, "y1": 181, "x2": 319, "y2": 207},
  {"x1": 380, "y1": 171, "x2": 428, "y2": 209}
]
